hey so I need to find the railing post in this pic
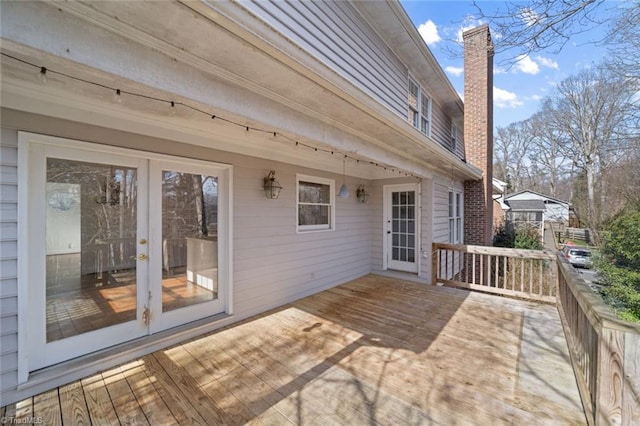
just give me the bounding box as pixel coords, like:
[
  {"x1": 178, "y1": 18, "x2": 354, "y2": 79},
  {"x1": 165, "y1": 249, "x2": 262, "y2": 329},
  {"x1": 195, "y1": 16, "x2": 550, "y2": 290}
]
[{"x1": 431, "y1": 246, "x2": 438, "y2": 285}]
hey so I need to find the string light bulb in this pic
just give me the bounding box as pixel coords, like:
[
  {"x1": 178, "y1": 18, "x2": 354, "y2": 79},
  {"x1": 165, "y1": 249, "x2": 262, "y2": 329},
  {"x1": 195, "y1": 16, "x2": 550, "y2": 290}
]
[
  {"x1": 36, "y1": 67, "x2": 48, "y2": 84},
  {"x1": 1, "y1": 53, "x2": 424, "y2": 180},
  {"x1": 169, "y1": 101, "x2": 176, "y2": 116}
]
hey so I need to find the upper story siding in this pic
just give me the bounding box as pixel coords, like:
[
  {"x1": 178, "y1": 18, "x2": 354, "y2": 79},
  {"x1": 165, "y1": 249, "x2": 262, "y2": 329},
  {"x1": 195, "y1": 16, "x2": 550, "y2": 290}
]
[
  {"x1": 240, "y1": 0, "x2": 408, "y2": 118},
  {"x1": 238, "y1": 1, "x2": 465, "y2": 162}
]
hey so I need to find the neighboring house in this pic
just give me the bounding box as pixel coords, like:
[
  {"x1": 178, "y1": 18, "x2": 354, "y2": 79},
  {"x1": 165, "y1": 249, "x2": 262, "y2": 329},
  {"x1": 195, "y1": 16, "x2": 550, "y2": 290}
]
[
  {"x1": 492, "y1": 177, "x2": 509, "y2": 229},
  {"x1": 0, "y1": 1, "x2": 493, "y2": 404},
  {"x1": 504, "y1": 191, "x2": 570, "y2": 234}
]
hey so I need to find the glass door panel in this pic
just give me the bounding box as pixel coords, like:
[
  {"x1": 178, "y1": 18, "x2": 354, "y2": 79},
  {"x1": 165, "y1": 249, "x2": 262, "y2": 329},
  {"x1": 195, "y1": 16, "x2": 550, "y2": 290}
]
[
  {"x1": 161, "y1": 171, "x2": 219, "y2": 312},
  {"x1": 46, "y1": 158, "x2": 138, "y2": 341},
  {"x1": 386, "y1": 185, "x2": 419, "y2": 273}
]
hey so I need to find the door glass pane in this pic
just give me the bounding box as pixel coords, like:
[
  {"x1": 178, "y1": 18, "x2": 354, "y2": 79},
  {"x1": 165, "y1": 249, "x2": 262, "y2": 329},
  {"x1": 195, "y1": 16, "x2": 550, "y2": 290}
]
[
  {"x1": 46, "y1": 158, "x2": 137, "y2": 342},
  {"x1": 162, "y1": 171, "x2": 218, "y2": 312},
  {"x1": 390, "y1": 190, "x2": 416, "y2": 264}
]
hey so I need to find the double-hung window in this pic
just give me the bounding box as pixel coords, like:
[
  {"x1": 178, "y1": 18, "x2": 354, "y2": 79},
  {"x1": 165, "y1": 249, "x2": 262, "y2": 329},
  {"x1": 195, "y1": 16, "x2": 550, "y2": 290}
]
[
  {"x1": 420, "y1": 95, "x2": 431, "y2": 135},
  {"x1": 407, "y1": 76, "x2": 432, "y2": 137},
  {"x1": 448, "y1": 191, "x2": 463, "y2": 243},
  {"x1": 297, "y1": 175, "x2": 334, "y2": 232},
  {"x1": 408, "y1": 78, "x2": 420, "y2": 128}
]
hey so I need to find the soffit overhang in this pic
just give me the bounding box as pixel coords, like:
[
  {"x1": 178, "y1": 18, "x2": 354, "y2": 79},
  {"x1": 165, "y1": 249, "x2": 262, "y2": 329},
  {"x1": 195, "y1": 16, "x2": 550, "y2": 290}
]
[{"x1": 0, "y1": 0, "x2": 480, "y2": 181}]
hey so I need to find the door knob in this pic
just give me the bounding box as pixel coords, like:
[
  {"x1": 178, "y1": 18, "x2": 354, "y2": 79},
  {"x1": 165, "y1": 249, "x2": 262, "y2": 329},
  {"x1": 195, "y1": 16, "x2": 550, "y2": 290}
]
[{"x1": 131, "y1": 253, "x2": 148, "y2": 261}]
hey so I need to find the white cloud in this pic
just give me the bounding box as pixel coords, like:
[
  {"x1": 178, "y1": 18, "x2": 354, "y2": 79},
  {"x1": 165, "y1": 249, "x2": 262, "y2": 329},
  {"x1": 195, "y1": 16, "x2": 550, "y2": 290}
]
[
  {"x1": 455, "y1": 16, "x2": 485, "y2": 42},
  {"x1": 445, "y1": 66, "x2": 464, "y2": 77},
  {"x1": 494, "y1": 86, "x2": 523, "y2": 108},
  {"x1": 514, "y1": 54, "x2": 540, "y2": 75},
  {"x1": 519, "y1": 8, "x2": 540, "y2": 27},
  {"x1": 536, "y1": 55, "x2": 559, "y2": 69},
  {"x1": 418, "y1": 20, "x2": 441, "y2": 46},
  {"x1": 530, "y1": 94, "x2": 543, "y2": 101},
  {"x1": 494, "y1": 65, "x2": 508, "y2": 75}
]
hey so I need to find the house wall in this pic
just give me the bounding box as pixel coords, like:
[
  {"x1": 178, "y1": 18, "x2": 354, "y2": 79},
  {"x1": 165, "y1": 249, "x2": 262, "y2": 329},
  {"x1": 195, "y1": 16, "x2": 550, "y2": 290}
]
[
  {"x1": 239, "y1": 0, "x2": 408, "y2": 119},
  {"x1": 434, "y1": 176, "x2": 464, "y2": 278},
  {"x1": 0, "y1": 112, "x2": 376, "y2": 402},
  {"x1": 545, "y1": 203, "x2": 569, "y2": 223},
  {"x1": 236, "y1": 0, "x2": 465, "y2": 161},
  {"x1": 0, "y1": 128, "x2": 19, "y2": 397}
]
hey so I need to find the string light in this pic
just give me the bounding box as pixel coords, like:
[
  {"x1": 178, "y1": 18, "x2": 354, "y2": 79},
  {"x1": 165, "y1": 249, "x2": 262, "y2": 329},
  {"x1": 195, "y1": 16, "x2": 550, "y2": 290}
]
[
  {"x1": 36, "y1": 66, "x2": 47, "y2": 84},
  {"x1": 1, "y1": 52, "x2": 422, "y2": 179}
]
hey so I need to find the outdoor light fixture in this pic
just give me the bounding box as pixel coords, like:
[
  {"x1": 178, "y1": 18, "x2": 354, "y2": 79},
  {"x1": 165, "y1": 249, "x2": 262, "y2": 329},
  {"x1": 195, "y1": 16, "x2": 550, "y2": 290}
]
[
  {"x1": 356, "y1": 185, "x2": 369, "y2": 203},
  {"x1": 339, "y1": 160, "x2": 349, "y2": 198},
  {"x1": 36, "y1": 66, "x2": 48, "y2": 84},
  {"x1": 263, "y1": 170, "x2": 282, "y2": 199}
]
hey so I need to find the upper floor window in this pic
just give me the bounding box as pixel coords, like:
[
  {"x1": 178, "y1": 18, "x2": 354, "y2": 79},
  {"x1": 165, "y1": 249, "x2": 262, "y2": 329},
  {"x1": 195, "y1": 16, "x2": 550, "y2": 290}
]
[
  {"x1": 408, "y1": 78, "x2": 420, "y2": 128},
  {"x1": 448, "y1": 191, "x2": 463, "y2": 244},
  {"x1": 451, "y1": 124, "x2": 458, "y2": 150},
  {"x1": 297, "y1": 174, "x2": 335, "y2": 232},
  {"x1": 407, "y1": 76, "x2": 432, "y2": 137}
]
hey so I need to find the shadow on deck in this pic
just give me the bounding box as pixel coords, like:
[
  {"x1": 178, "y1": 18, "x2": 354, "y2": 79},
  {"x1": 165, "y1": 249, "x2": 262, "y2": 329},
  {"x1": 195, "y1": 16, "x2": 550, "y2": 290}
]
[{"x1": 1, "y1": 274, "x2": 585, "y2": 425}]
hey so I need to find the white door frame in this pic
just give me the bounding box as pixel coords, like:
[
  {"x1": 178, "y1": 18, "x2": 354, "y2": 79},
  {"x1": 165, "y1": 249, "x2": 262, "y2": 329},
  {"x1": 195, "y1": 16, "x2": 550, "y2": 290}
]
[
  {"x1": 382, "y1": 183, "x2": 420, "y2": 273},
  {"x1": 148, "y1": 158, "x2": 231, "y2": 333},
  {"x1": 22, "y1": 136, "x2": 150, "y2": 371},
  {"x1": 18, "y1": 132, "x2": 233, "y2": 380}
]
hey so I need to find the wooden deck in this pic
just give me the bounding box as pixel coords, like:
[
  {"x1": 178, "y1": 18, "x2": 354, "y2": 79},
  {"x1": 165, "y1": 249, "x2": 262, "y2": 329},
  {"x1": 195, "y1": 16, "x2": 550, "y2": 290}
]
[{"x1": 1, "y1": 275, "x2": 586, "y2": 425}]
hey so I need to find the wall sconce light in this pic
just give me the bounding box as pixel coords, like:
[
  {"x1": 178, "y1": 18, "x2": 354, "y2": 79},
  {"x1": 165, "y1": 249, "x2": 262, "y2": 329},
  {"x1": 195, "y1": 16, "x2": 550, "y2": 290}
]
[
  {"x1": 263, "y1": 170, "x2": 282, "y2": 199},
  {"x1": 356, "y1": 185, "x2": 369, "y2": 203}
]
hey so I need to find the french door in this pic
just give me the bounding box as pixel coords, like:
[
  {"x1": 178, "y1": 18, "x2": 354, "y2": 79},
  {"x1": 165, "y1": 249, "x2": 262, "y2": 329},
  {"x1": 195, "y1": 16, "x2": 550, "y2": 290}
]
[
  {"x1": 24, "y1": 134, "x2": 231, "y2": 371},
  {"x1": 384, "y1": 184, "x2": 419, "y2": 273}
]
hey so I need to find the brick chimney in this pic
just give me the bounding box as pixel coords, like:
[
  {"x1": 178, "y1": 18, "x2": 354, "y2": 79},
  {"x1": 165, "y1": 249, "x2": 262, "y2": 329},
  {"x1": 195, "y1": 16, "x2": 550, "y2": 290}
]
[{"x1": 463, "y1": 24, "x2": 494, "y2": 246}]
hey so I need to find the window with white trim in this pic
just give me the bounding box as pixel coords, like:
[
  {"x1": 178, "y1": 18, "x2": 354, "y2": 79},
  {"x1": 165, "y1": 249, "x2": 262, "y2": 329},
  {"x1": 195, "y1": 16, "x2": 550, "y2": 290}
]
[
  {"x1": 408, "y1": 78, "x2": 420, "y2": 128},
  {"x1": 407, "y1": 76, "x2": 432, "y2": 137},
  {"x1": 448, "y1": 191, "x2": 463, "y2": 243},
  {"x1": 420, "y1": 94, "x2": 431, "y2": 135},
  {"x1": 297, "y1": 175, "x2": 335, "y2": 232}
]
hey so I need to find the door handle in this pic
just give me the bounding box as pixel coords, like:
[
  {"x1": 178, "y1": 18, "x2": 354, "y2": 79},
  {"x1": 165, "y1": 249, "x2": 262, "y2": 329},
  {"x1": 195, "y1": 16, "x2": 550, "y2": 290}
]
[{"x1": 131, "y1": 253, "x2": 148, "y2": 261}]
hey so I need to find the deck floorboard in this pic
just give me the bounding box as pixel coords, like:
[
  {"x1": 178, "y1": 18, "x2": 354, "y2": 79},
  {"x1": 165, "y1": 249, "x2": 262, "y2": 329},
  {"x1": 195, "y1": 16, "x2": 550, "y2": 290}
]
[{"x1": 2, "y1": 275, "x2": 586, "y2": 425}]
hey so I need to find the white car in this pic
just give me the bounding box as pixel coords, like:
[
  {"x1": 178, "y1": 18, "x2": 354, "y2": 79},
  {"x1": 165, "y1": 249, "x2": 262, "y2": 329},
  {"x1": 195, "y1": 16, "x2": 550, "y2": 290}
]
[{"x1": 562, "y1": 245, "x2": 593, "y2": 269}]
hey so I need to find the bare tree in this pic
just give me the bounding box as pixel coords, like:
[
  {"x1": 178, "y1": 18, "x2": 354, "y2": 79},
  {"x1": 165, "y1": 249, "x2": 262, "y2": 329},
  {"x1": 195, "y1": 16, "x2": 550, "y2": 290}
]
[
  {"x1": 527, "y1": 105, "x2": 571, "y2": 198},
  {"x1": 544, "y1": 63, "x2": 637, "y2": 227},
  {"x1": 493, "y1": 120, "x2": 533, "y2": 193},
  {"x1": 605, "y1": 4, "x2": 640, "y2": 84},
  {"x1": 471, "y1": 0, "x2": 639, "y2": 68}
]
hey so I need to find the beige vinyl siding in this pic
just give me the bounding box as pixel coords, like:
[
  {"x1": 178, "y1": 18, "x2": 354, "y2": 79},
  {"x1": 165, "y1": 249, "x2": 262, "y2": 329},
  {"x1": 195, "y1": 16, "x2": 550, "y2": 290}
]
[
  {"x1": 243, "y1": 0, "x2": 408, "y2": 117},
  {"x1": 0, "y1": 128, "x2": 18, "y2": 395},
  {"x1": 0, "y1": 114, "x2": 376, "y2": 402},
  {"x1": 433, "y1": 177, "x2": 464, "y2": 279},
  {"x1": 429, "y1": 99, "x2": 465, "y2": 160}
]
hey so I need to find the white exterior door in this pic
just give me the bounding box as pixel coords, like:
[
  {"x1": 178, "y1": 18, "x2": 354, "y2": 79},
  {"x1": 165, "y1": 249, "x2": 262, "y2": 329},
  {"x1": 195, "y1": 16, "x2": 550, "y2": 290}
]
[
  {"x1": 384, "y1": 184, "x2": 419, "y2": 273},
  {"x1": 23, "y1": 134, "x2": 231, "y2": 371}
]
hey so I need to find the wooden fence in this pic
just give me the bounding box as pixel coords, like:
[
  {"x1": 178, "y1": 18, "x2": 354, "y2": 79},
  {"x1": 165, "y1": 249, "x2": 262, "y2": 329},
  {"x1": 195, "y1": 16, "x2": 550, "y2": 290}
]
[
  {"x1": 556, "y1": 254, "x2": 640, "y2": 425},
  {"x1": 432, "y1": 243, "x2": 557, "y2": 303}
]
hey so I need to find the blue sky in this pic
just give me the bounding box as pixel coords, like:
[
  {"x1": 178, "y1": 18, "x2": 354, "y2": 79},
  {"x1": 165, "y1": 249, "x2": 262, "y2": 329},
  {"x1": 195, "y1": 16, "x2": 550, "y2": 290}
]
[{"x1": 400, "y1": 1, "x2": 614, "y2": 129}]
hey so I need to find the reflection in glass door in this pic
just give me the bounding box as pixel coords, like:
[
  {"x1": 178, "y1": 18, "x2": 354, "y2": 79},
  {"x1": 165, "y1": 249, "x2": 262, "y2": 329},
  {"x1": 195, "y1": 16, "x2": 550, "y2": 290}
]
[
  {"x1": 25, "y1": 134, "x2": 230, "y2": 372},
  {"x1": 149, "y1": 159, "x2": 227, "y2": 333},
  {"x1": 46, "y1": 158, "x2": 139, "y2": 342},
  {"x1": 161, "y1": 171, "x2": 218, "y2": 312},
  {"x1": 27, "y1": 138, "x2": 149, "y2": 372}
]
